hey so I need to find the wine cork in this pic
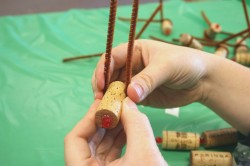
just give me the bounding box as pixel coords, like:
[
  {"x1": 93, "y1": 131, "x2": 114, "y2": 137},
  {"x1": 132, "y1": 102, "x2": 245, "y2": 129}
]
[
  {"x1": 204, "y1": 23, "x2": 222, "y2": 39},
  {"x1": 235, "y1": 37, "x2": 249, "y2": 54},
  {"x1": 162, "y1": 19, "x2": 173, "y2": 35},
  {"x1": 179, "y1": 34, "x2": 203, "y2": 50},
  {"x1": 201, "y1": 128, "x2": 237, "y2": 148},
  {"x1": 214, "y1": 44, "x2": 229, "y2": 58},
  {"x1": 190, "y1": 151, "x2": 233, "y2": 166},
  {"x1": 162, "y1": 131, "x2": 200, "y2": 150},
  {"x1": 95, "y1": 81, "x2": 126, "y2": 129},
  {"x1": 235, "y1": 52, "x2": 250, "y2": 65}
]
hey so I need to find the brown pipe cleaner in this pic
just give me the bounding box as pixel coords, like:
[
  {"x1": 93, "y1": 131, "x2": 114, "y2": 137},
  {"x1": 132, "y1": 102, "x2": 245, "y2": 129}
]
[
  {"x1": 125, "y1": 0, "x2": 139, "y2": 91},
  {"x1": 104, "y1": 0, "x2": 118, "y2": 92}
]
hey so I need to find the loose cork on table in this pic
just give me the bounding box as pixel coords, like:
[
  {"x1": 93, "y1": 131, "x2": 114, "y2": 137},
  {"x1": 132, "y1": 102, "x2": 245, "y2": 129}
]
[
  {"x1": 201, "y1": 128, "x2": 238, "y2": 148},
  {"x1": 162, "y1": 131, "x2": 200, "y2": 150},
  {"x1": 95, "y1": 81, "x2": 126, "y2": 129},
  {"x1": 190, "y1": 150, "x2": 233, "y2": 166}
]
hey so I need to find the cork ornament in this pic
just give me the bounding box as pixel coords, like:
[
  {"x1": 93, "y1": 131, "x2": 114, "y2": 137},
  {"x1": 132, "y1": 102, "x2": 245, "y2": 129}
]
[
  {"x1": 162, "y1": 131, "x2": 200, "y2": 150},
  {"x1": 161, "y1": 19, "x2": 173, "y2": 35},
  {"x1": 95, "y1": 0, "x2": 139, "y2": 129},
  {"x1": 214, "y1": 44, "x2": 229, "y2": 58},
  {"x1": 235, "y1": 37, "x2": 249, "y2": 54},
  {"x1": 201, "y1": 11, "x2": 222, "y2": 39},
  {"x1": 179, "y1": 34, "x2": 203, "y2": 50},
  {"x1": 190, "y1": 151, "x2": 233, "y2": 166},
  {"x1": 200, "y1": 128, "x2": 238, "y2": 148},
  {"x1": 234, "y1": 52, "x2": 250, "y2": 65},
  {"x1": 204, "y1": 23, "x2": 222, "y2": 39}
]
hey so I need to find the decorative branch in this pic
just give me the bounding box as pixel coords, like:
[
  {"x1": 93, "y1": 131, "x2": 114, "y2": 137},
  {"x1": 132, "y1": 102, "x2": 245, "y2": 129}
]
[
  {"x1": 62, "y1": 53, "x2": 102, "y2": 62},
  {"x1": 118, "y1": 17, "x2": 161, "y2": 22},
  {"x1": 242, "y1": 0, "x2": 250, "y2": 31},
  {"x1": 150, "y1": 36, "x2": 177, "y2": 45},
  {"x1": 217, "y1": 28, "x2": 249, "y2": 45},
  {"x1": 159, "y1": 0, "x2": 164, "y2": 22},
  {"x1": 201, "y1": 10, "x2": 211, "y2": 26},
  {"x1": 136, "y1": 4, "x2": 161, "y2": 39}
]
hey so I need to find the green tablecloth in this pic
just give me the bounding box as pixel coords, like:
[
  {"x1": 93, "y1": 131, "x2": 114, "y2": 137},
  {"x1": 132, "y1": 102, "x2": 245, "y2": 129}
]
[{"x1": 0, "y1": 0, "x2": 248, "y2": 165}]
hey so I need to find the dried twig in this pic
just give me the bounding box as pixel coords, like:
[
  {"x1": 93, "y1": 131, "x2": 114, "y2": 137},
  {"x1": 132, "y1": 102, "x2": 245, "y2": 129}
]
[
  {"x1": 136, "y1": 5, "x2": 161, "y2": 39},
  {"x1": 62, "y1": 53, "x2": 102, "y2": 62}
]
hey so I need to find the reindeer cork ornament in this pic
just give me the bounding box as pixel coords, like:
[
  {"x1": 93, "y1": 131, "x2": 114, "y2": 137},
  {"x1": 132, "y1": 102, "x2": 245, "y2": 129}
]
[
  {"x1": 204, "y1": 23, "x2": 222, "y2": 39},
  {"x1": 234, "y1": 52, "x2": 250, "y2": 65},
  {"x1": 95, "y1": 0, "x2": 139, "y2": 129},
  {"x1": 214, "y1": 44, "x2": 229, "y2": 58},
  {"x1": 162, "y1": 131, "x2": 200, "y2": 150},
  {"x1": 233, "y1": 37, "x2": 250, "y2": 65},
  {"x1": 190, "y1": 151, "x2": 233, "y2": 166},
  {"x1": 179, "y1": 34, "x2": 203, "y2": 50},
  {"x1": 162, "y1": 19, "x2": 173, "y2": 35},
  {"x1": 201, "y1": 11, "x2": 222, "y2": 39},
  {"x1": 235, "y1": 37, "x2": 249, "y2": 54},
  {"x1": 200, "y1": 128, "x2": 238, "y2": 148}
]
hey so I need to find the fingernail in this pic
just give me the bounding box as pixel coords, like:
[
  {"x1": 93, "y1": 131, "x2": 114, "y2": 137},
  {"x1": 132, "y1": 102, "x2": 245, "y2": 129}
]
[
  {"x1": 131, "y1": 82, "x2": 144, "y2": 101},
  {"x1": 123, "y1": 97, "x2": 137, "y2": 110}
]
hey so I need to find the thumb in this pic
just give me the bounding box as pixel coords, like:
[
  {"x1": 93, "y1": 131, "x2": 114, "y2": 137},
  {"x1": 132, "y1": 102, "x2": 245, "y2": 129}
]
[
  {"x1": 127, "y1": 63, "x2": 167, "y2": 102},
  {"x1": 121, "y1": 97, "x2": 157, "y2": 151}
]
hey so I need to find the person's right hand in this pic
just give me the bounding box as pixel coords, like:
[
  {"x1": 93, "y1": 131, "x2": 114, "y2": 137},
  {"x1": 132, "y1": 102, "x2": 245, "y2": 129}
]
[
  {"x1": 64, "y1": 97, "x2": 168, "y2": 166},
  {"x1": 92, "y1": 39, "x2": 211, "y2": 108}
]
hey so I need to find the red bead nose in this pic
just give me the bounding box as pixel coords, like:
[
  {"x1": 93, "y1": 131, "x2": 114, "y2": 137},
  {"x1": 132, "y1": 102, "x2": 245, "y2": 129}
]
[
  {"x1": 155, "y1": 137, "x2": 163, "y2": 144},
  {"x1": 101, "y1": 115, "x2": 113, "y2": 128},
  {"x1": 215, "y1": 24, "x2": 220, "y2": 29},
  {"x1": 165, "y1": 28, "x2": 171, "y2": 35}
]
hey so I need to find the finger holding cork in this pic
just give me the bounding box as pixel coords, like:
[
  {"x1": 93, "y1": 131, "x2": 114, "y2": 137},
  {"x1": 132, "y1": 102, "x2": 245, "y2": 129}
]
[{"x1": 95, "y1": 81, "x2": 126, "y2": 129}]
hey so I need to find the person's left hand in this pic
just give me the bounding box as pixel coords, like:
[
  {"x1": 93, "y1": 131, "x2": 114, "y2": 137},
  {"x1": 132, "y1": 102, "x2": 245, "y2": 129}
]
[{"x1": 64, "y1": 98, "x2": 167, "y2": 166}]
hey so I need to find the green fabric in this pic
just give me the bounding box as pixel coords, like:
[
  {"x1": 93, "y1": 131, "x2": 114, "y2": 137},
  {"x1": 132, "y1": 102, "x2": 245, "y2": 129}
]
[{"x1": 0, "y1": 0, "x2": 247, "y2": 165}]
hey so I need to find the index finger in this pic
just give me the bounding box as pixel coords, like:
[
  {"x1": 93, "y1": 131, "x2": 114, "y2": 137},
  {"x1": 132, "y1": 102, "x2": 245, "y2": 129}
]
[
  {"x1": 92, "y1": 43, "x2": 129, "y2": 99},
  {"x1": 64, "y1": 100, "x2": 101, "y2": 162},
  {"x1": 92, "y1": 41, "x2": 144, "y2": 99}
]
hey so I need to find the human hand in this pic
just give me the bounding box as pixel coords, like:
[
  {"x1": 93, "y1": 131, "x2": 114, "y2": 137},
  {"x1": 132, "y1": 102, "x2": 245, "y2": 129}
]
[
  {"x1": 92, "y1": 39, "x2": 211, "y2": 108},
  {"x1": 64, "y1": 97, "x2": 167, "y2": 166}
]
